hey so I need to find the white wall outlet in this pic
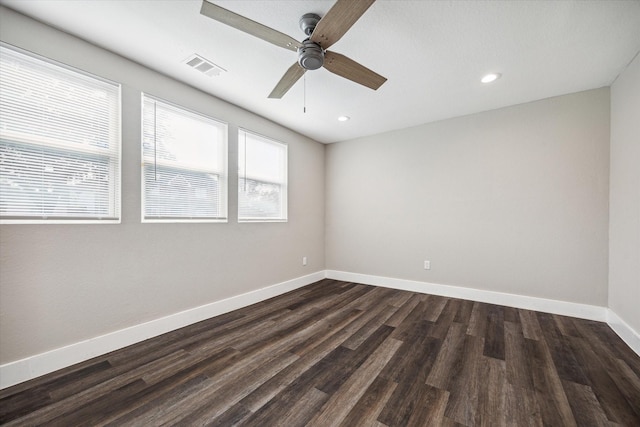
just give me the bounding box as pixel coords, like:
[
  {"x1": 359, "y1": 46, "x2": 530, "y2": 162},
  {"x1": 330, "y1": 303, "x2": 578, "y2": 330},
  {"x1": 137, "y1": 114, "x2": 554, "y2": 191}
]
[
  {"x1": 303, "y1": 256, "x2": 308, "y2": 266},
  {"x1": 424, "y1": 260, "x2": 431, "y2": 270}
]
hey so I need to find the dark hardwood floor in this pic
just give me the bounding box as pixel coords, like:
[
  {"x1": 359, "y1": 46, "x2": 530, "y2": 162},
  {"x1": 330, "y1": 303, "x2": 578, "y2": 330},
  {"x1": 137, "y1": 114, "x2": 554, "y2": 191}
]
[{"x1": 1, "y1": 279, "x2": 639, "y2": 426}]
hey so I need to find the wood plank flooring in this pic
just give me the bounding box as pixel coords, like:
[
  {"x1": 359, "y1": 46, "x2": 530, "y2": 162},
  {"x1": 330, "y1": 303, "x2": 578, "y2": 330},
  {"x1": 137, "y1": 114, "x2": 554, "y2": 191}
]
[{"x1": 1, "y1": 279, "x2": 639, "y2": 426}]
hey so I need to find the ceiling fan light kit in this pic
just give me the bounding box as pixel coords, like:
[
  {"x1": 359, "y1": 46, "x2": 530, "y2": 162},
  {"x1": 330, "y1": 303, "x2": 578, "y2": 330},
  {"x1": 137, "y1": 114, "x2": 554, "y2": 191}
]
[{"x1": 200, "y1": 0, "x2": 386, "y2": 99}]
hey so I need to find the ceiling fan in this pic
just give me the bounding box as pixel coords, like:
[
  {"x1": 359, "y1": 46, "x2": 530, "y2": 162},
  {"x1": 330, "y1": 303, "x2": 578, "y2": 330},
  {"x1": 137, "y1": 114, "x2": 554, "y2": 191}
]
[{"x1": 200, "y1": 0, "x2": 387, "y2": 99}]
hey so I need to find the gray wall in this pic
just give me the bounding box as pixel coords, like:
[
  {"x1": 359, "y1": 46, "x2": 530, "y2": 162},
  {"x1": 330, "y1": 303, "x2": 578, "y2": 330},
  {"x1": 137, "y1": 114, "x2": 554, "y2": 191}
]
[
  {"x1": 0, "y1": 7, "x2": 326, "y2": 364},
  {"x1": 326, "y1": 88, "x2": 611, "y2": 306},
  {"x1": 609, "y1": 52, "x2": 640, "y2": 333}
]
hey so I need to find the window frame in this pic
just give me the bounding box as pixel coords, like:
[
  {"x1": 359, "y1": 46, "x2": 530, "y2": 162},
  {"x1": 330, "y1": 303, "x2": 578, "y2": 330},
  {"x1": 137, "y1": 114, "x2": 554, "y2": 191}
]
[
  {"x1": 0, "y1": 43, "x2": 122, "y2": 224},
  {"x1": 140, "y1": 94, "x2": 228, "y2": 224},
  {"x1": 237, "y1": 128, "x2": 288, "y2": 223}
]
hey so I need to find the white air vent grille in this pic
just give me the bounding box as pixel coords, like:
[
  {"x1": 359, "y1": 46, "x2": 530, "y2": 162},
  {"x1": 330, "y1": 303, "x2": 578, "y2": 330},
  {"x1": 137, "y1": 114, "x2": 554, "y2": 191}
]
[{"x1": 184, "y1": 54, "x2": 226, "y2": 77}]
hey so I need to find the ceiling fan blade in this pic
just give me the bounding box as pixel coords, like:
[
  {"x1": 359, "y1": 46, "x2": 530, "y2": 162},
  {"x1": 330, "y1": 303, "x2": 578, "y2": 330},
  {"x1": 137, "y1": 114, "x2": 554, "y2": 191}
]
[
  {"x1": 269, "y1": 63, "x2": 306, "y2": 99},
  {"x1": 200, "y1": 1, "x2": 301, "y2": 52},
  {"x1": 323, "y1": 51, "x2": 386, "y2": 91},
  {"x1": 310, "y1": 0, "x2": 376, "y2": 49}
]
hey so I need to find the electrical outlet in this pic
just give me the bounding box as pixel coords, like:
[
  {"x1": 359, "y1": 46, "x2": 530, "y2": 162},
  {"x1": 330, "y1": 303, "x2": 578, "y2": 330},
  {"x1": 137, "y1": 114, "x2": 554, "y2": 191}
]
[
  {"x1": 424, "y1": 260, "x2": 431, "y2": 270},
  {"x1": 303, "y1": 256, "x2": 308, "y2": 266}
]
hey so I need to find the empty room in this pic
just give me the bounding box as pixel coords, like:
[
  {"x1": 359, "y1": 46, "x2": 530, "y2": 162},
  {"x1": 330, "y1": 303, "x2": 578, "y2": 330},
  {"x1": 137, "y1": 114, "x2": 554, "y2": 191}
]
[{"x1": 0, "y1": 0, "x2": 639, "y2": 425}]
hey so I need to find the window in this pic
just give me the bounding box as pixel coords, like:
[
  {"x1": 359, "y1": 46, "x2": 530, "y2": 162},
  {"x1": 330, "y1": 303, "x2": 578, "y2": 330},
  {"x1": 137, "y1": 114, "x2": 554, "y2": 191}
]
[
  {"x1": 0, "y1": 44, "x2": 121, "y2": 223},
  {"x1": 238, "y1": 129, "x2": 287, "y2": 222},
  {"x1": 142, "y1": 95, "x2": 227, "y2": 222}
]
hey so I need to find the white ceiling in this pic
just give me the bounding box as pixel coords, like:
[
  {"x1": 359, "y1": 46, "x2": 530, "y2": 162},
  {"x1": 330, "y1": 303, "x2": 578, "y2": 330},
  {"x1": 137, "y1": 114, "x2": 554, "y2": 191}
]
[{"x1": 2, "y1": 0, "x2": 640, "y2": 143}]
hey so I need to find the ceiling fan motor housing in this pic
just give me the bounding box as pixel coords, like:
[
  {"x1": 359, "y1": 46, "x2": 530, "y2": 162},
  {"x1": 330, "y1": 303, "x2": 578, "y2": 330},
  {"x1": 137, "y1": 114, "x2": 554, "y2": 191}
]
[
  {"x1": 298, "y1": 39, "x2": 324, "y2": 70},
  {"x1": 298, "y1": 13, "x2": 324, "y2": 70}
]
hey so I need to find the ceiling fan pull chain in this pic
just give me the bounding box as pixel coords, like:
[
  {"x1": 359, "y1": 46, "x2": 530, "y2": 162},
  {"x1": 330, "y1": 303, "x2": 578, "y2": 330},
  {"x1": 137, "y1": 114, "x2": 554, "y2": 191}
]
[{"x1": 303, "y1": 73, "x2": 307, "y2": 113}]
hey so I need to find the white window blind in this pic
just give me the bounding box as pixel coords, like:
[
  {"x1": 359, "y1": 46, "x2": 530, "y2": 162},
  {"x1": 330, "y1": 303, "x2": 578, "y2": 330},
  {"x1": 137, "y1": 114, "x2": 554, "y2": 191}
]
[
  {"x1": 142, "y1": 95, "x2": 227, "y2": 222},
  {"x1": 238, "y1": 129, "x2": 287, "y2": 222},
  {"x1": 0, "y1": 44, "x2": 121, "y2": 223}
]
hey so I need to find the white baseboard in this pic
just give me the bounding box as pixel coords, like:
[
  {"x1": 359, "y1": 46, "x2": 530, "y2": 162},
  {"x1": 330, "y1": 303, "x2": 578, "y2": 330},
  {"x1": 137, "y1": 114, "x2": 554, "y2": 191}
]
[
  {"x1": 606, "y1": 309, "x2": 640, "y2": 356},
  {"x1": 326, "y1": 270, "x2": 608, "y2": 321},
  {"x1": 326, "y1": 270, "x2": 640, "y2": 356},
  {"x1": 0, "y1": 271, "x2": 325, "y2": 390},
  {"x1": 3, "y1": 269, "x2": 638, "y2": 390}
]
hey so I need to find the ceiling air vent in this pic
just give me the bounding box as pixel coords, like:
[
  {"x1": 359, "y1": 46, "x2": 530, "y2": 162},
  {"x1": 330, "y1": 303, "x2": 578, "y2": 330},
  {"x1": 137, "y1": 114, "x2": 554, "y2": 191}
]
[{"x1": 184, "y1": 54, "x2": 226, "y2": 77}]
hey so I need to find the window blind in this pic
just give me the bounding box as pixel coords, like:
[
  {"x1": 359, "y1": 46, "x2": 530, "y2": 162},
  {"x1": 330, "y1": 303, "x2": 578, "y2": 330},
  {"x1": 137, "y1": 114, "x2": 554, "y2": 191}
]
[
  {"x1": 0, "y1": 44, "x2": 121, "y2": 222},
  {"x1": 142, "y1": 95, "x2": 227, "y2": 222},
  {"x1": 238, "y1": 129, "x2": 287, "y2": 222}
]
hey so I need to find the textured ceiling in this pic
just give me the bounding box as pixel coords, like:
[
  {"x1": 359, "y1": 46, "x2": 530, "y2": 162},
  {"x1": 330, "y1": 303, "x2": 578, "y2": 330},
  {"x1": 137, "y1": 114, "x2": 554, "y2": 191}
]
[{"x1": 1, "y1": 0, "x2": 639, "y2": 143}]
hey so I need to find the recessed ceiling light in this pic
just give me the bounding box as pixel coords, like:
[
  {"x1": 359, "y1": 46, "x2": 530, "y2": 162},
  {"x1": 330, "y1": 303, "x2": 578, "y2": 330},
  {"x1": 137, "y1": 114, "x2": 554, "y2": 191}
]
[
  {"x1": 338, "y1": 116, "x2": 350, "y2": 122},
  {"x1": 481, "y1": 73, "x2": 501, "y2": 84}
]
